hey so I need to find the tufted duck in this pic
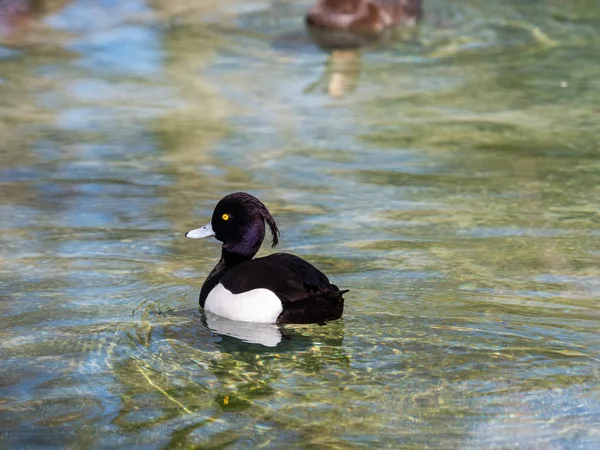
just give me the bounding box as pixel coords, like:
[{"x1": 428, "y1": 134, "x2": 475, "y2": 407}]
[{"x1": 186, "y1": 192, "x2": 347, "y2": 324}]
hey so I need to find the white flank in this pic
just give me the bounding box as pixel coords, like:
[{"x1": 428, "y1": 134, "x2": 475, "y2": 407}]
[{"x1": 204, "y1": 283, "x2": 283, "y2": 324}]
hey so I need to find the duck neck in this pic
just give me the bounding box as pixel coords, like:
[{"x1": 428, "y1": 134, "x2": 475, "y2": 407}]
[
  {"x1": 222, "y1": 247, "x2": 256, "y2": 265},
  {"x1": 199, "y1": 257, "x2": 229, "y2": 308},
  {"x1": 199, "y1": 222, "x2": 265, "y2": 308},
  {"x1": 221, "y1": 221, "x2": 264, "y2": 264}
]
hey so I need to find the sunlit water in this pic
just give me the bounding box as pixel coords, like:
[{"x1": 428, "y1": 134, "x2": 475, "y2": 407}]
[{"x1": 1, "y1": 0, "x2": 600, "y2": 447}]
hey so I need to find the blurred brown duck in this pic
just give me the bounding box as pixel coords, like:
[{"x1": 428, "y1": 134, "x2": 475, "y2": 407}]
[
  {"x1": 306, "y1": 0, "x2": 422, "y2": 34},
  {"x1": 0, "y1": 0, "x2": 71, "y2": 43},
  {"x1": 305, "y1": 0, "x2": 422, "y2": 50}
]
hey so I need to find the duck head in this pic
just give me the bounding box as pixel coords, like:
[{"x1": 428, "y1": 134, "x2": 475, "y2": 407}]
[{"x1": 186, "y1": 192, "x2": 279, "y2": 262}]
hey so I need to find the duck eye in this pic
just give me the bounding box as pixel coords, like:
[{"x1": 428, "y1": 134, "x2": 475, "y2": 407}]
[{"x1": 221, "y1": 213, "x2": 229, "y2": 221}]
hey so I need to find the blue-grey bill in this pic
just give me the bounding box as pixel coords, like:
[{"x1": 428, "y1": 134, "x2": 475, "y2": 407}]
[{"x1": 185, "y1": 223, "x2": 215, "y2": 239}]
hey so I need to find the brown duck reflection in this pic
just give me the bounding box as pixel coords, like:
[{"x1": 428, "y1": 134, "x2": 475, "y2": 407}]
[
  {"x1": 304, "y1": 0, "x2": 422, "y2": 98},
  {"x1": 0, "y1": 0, "x2": 71, "y2": 44},
  {"x1": 304, "y1": 48, "x2": 363, "y2": 98}
]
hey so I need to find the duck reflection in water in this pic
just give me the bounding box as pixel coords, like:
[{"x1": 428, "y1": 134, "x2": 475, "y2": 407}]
[
  {"x1": 205, "y1": 312, "x2": 286, "y2": 348},
  {"x1": 202, "y1": 310, "x2": 345, "y2": 350},
  {"x1": 136, "y1": 307, "x2": 345, "y2": 352},
  {"x1": 304, "y1": 0, "x2": 423, "y2": 98}
]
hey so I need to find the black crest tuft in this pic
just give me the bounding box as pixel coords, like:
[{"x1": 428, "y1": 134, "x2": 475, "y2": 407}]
[{"x1": 265, "y1": 211, "x2": 279, "y2": 248}]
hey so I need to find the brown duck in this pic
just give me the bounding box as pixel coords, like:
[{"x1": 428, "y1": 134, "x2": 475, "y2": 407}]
[{"x1": 306, "y1": 0, "x2": 422, "y2": 34}]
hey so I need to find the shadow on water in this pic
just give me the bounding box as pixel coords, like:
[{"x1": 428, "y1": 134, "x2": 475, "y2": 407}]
[{"x1": 108, "y1": 306, "x2": 349, "y2": 446}]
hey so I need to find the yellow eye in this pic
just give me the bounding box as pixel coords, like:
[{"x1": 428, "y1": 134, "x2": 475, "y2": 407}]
[{"x1": 222, "y1": 213, "x2": 229, "y2": 221}]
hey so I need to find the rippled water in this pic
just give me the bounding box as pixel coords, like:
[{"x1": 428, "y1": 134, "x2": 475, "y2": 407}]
[{"x1": 2, "y1": 0, "x2": 600, "y2": 447}]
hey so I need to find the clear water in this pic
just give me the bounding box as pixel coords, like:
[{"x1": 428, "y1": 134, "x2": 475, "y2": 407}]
[{"x1": 1, "y1": 0, "x2": 599, "y2": 448}]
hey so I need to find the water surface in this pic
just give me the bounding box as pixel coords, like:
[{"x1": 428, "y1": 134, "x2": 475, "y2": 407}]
[{"x1": 1, "y1": 0, "x2": 600, "y2": 448}]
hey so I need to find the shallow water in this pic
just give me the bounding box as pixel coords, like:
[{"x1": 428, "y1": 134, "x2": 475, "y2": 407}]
[{"x1": 1, "y1": 0, "x2": 600, "y2": 448}]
